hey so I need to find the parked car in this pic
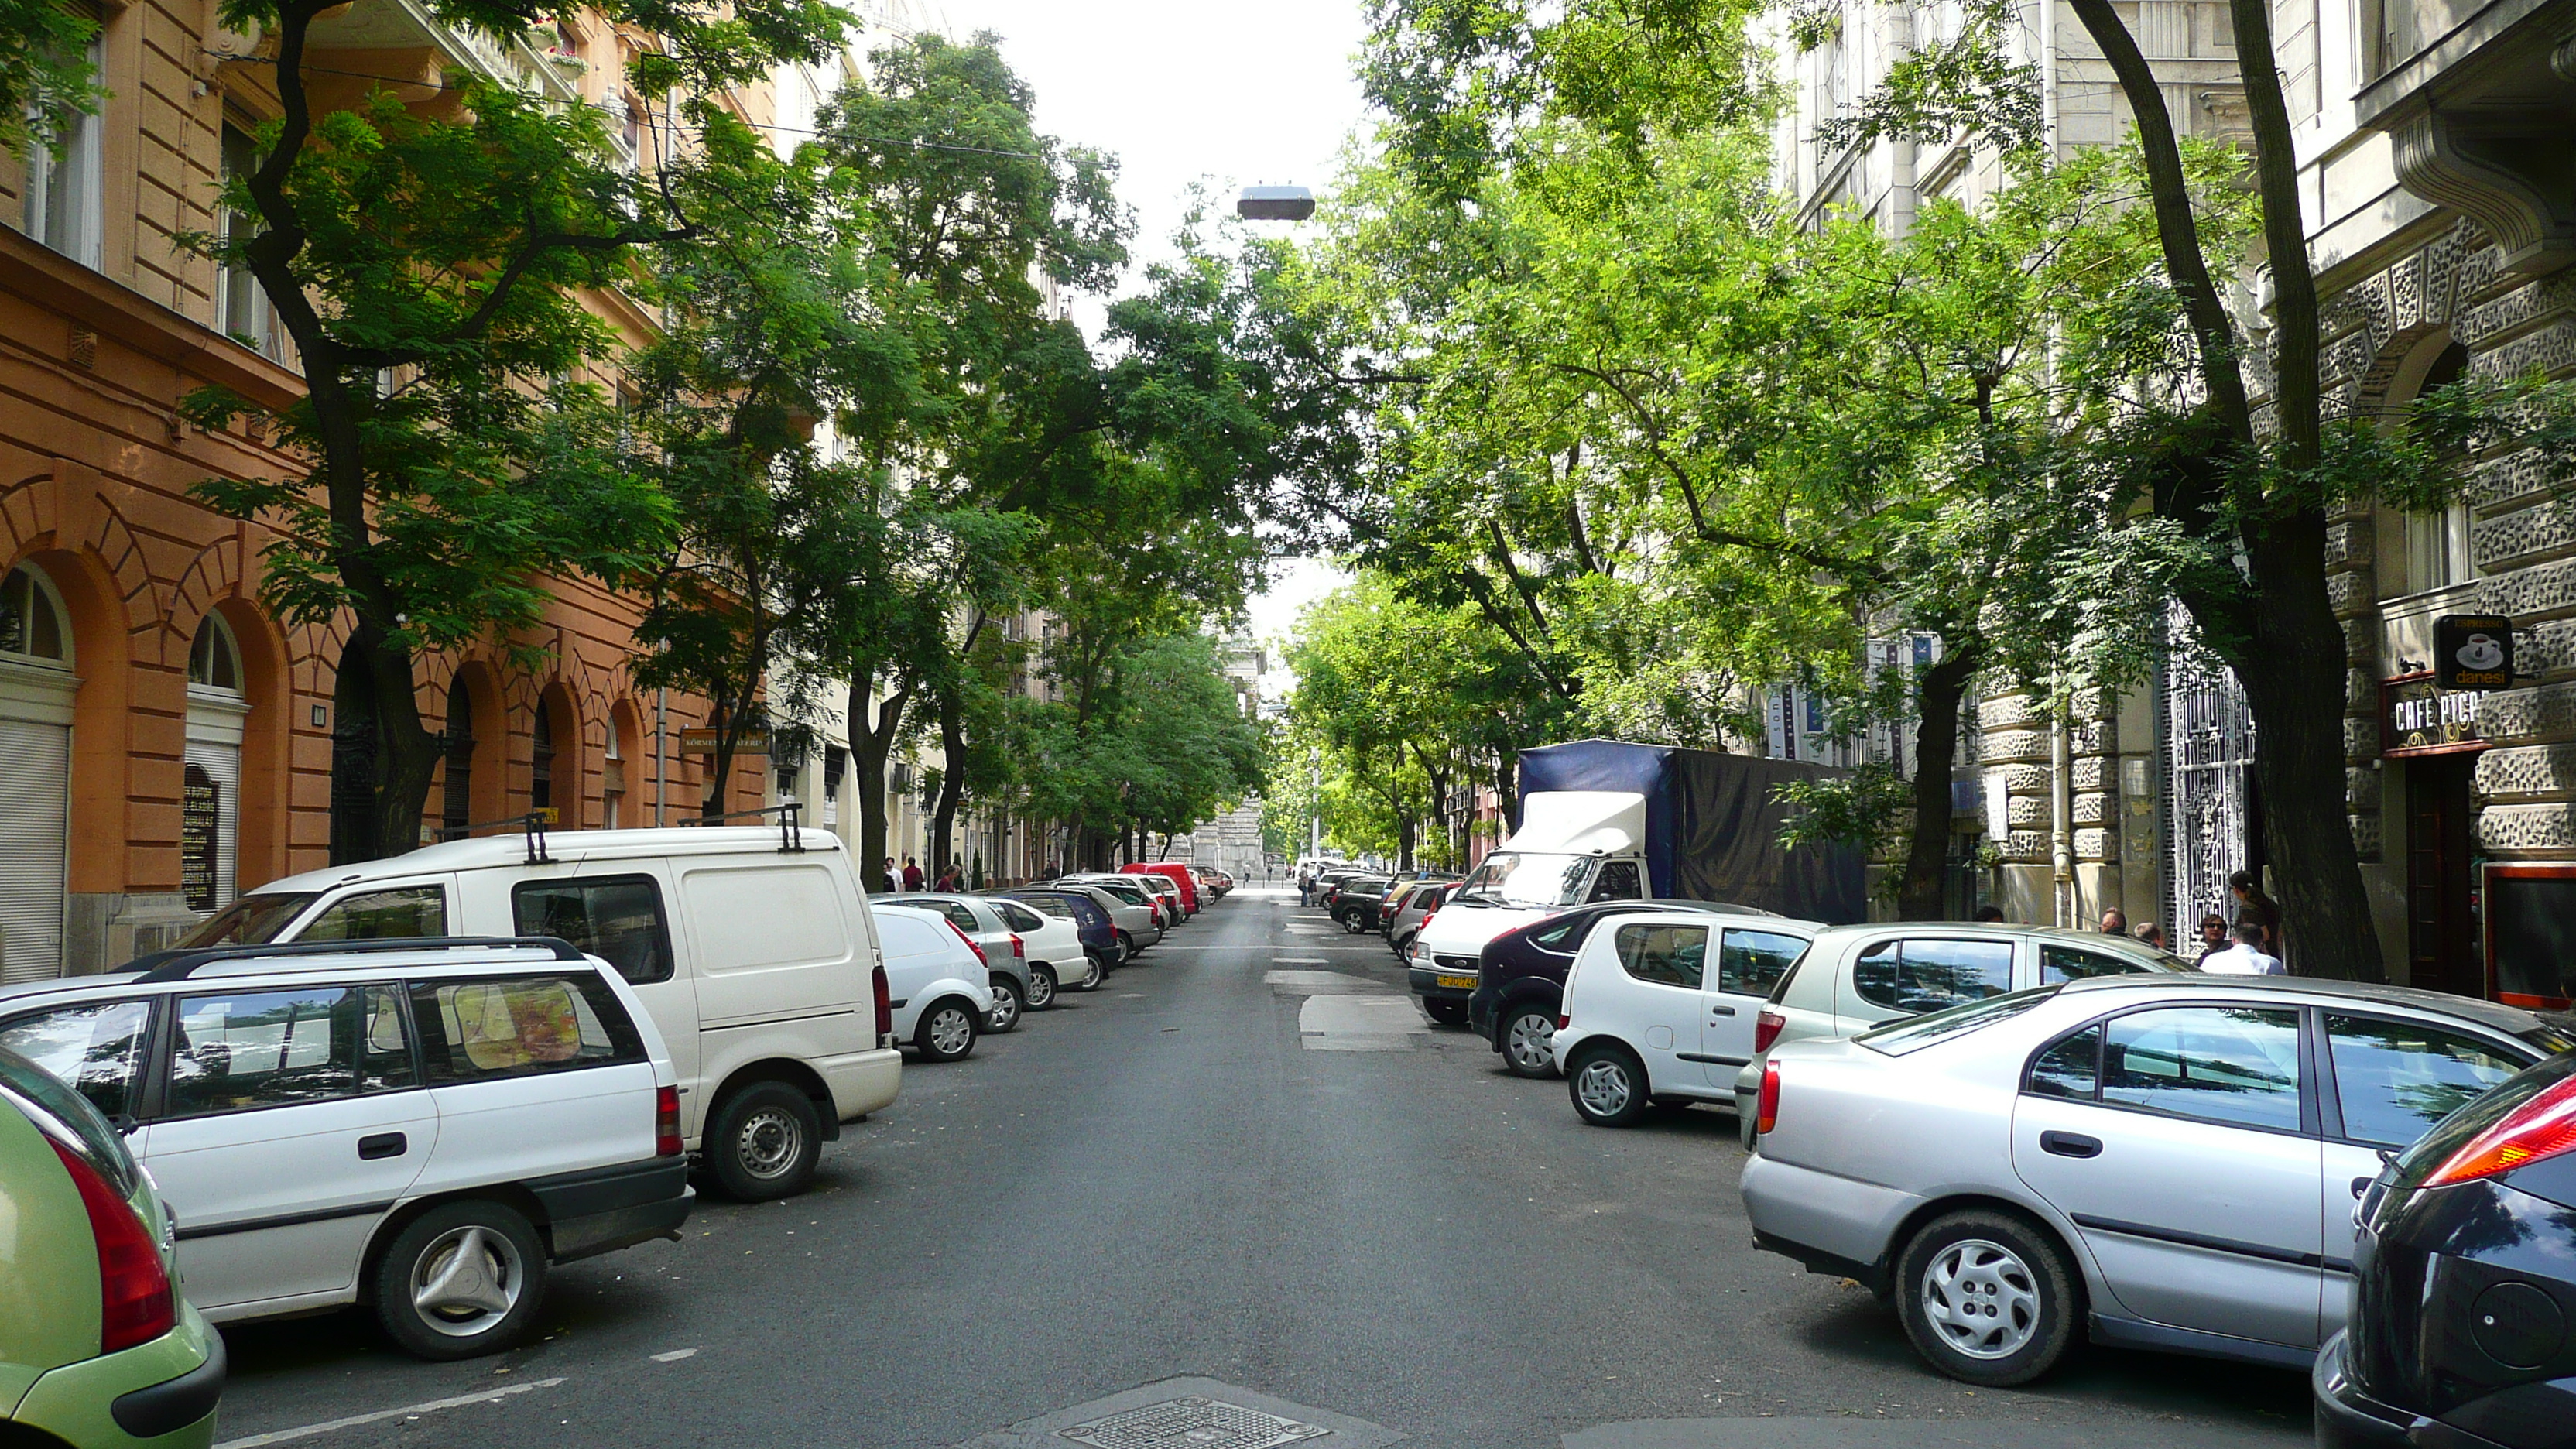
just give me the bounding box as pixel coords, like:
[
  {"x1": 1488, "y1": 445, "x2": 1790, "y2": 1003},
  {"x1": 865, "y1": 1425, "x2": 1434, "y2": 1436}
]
[
  {"x1": 1026, "y1": 881, "x2": 1162, "y2": 959},
  {"x1": 995, "y1": 889, "x2": 1122, "y2": 980},
  {"x1": 1330, "y1": 876, "x2": 1393, "y2": 934},
  {"x1": 868, "y1": 905, "x2": 996, "y2": 1063},
  {"x1": 1122, "y1": 862, "x2": 1200, "y2": 915},
  {"x1": 1727, "y1": 923, "x2": 2192, "y2": 1147},
  {"x1": 1122, "y1": 870, "x2": 1190, "y2": 926},
  {"x1": 879, "y1": 893, "x2": 1040, "y2": 1029},
  {"x1": 0, "y1": 1043, "x2": 224, "y2": 1447},
  {"x1": 1386, "y1": 882, "x2": 1455, "y2": 960},
  {"x1": 1552, "y1": 909, "x2": 1827, "y2": 1123},
  {"x1": 2315, "y1": 1046, "x2": 2576, "y2": 1448},
  {"x1": 1467, "y1": 899, "x2": 1780, "y2": 1077},
  {"x1": 1062, "y1": 872, "x2": 1180, "y2": 931},
  {"x1": 1742, "y1": 974, "x2": 2574, "y2": 1386},
  {"x1": 156, "y1": 826, "x2": 899, "y2": 1201},
  {"x1": 0, "y1": 937, "x2": 698, "y2": 1358}
]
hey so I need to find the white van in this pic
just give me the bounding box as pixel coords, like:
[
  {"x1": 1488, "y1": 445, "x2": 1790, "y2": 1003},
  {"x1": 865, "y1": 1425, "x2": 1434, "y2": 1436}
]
[{"x1": 163, "y1": 827, "x2": 899, "y2": 1201}]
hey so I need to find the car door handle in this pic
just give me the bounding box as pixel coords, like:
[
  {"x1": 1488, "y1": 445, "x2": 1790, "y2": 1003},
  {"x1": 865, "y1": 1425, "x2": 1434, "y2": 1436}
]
[
  {"x1": 1708, "y1": 1005, "x2": 1737, "y2": 1017},
  {"x1": 357, "y1": 1132, "x2": 408, "y2": 1160},
  {"x1": 2040, "y1": 1131, "x2": 2102, "y2": 1159}
]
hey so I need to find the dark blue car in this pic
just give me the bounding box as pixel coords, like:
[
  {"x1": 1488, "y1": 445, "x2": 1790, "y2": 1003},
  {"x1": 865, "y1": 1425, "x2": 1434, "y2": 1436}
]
[{"x1": 999, "y1": 889, "x2": 1119, "y2": 968}]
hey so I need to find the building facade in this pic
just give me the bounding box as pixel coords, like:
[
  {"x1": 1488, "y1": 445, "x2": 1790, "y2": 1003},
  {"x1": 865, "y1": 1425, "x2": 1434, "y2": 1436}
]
[{"x1": 0, "y1": 0, "x2": 760, "y2": 981}]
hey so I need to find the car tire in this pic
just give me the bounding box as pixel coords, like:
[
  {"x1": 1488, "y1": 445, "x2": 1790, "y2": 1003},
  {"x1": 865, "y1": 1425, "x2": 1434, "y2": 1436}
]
[
  {"x1": 1893, "y1": 1210, "x2": 2081, "y2": 1386},
  {"x1": 1342, "y1": 912, "x2": 1367, "y2": 934},
  {"x1": 372, "y1": 1200, "x2": 548, "y2": 1360},
  {"x1": 1115, "y1": 930, "x2": 1136, "y2": 960},
  {"x1": 915, "y1": 998, "x2": 980, "y2": 1061},
  {"x1": 1565, "y1": 1042, "x2": 1651, "y2": 1127},
  {"x1": 1423, "y1": 998, "x2": 1471, "y2": 1027},
  {"x1": 1025, "y1": 963, "x2": 1058, "y2": 1010},
  {"x1": 985, "y1": 975, "x2": 1023, "y2": 1033},
  {"x1": 705, "y1": 1081, "x2": 822, "y2": 1201},
  {"x1": 1074, "y1": 954, "x2": 1107, "y2": 990},
  {"x1": 1500, "y1": 1005, "x2": 1560, "y2": 1078}
]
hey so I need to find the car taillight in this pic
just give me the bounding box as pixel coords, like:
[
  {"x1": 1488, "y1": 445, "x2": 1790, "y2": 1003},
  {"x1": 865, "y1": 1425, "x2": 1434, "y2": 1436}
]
[
  {"x1": 1757, "y1": 1059, "x2": 1782, "y2": 1136},
  {"x1": 1417, "y1": 910, "x2": 1437, "y2": 933},
  {"x1": 47, "y1": 1139, "x2": 173, "y2": 1353},
  {"x1": 2422, "y1": 1073, "x2": 2576, "y2": 1188},
  {"x1": 1754, "y1": 1007, "x2": 1786, "y2": 1053},
  {"x1": 947, "y1": 920, "x2": 987, "y2": 965},
  {"x1": 872, "y1": 961, "x2": 893, "y2": 1040},
  {"x1": 655, "y1": 1084, "x2": 683, "y2": 1157},
  {"x1": 1009, "y1": 933, "x2": 1025, "y2": 959},
  {"x1": 1557, "y1": 1012, "x2": 1571, "y2": 1030}
]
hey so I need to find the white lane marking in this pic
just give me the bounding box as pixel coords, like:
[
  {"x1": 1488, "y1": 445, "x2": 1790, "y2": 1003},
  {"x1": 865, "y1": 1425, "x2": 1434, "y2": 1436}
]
[
  {"x1": 1272, "y1": 957, "x2": 1329, "y2": 964},
  {"x1": 212, "y1": 1377, "x2": 568, "y2": 1449},
  {"x1": 650, "y1": 1348, "x2": 697, "y2": 1362}
]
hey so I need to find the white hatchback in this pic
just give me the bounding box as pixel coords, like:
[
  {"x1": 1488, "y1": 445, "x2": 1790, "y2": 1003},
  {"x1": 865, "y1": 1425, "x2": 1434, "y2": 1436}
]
[
  {"x1": 1553, "y1": 909, "x2": 1824, "y2": 1126},
  {"x1": 869, "y1": 904, "x2": 996, "y2": 1063},
  {"x1": 0, "y1": 937, "x2": 690, "y2": 1360}
]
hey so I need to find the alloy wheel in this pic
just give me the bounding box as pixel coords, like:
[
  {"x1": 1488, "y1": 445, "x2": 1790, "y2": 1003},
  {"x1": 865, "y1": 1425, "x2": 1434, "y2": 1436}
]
[
  {"x1": 1920, "y1": 1238, "x2": 2041, "y2": 1360},
  {"x1": 1025, "y1": 968, "x2": 1056, "y2": 1009},
  {"x1": 988, "y1": 981, "x2": 1022, "y2": 1031}
]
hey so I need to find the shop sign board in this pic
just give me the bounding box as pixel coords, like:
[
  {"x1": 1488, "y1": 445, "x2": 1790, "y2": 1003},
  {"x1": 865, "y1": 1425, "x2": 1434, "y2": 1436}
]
[
  {"x1": 678, "y1": 728, "x2": 767, "y2": 756},
  {"x1": 2382, "y1": 672, "x2": 2488, "y2": 757},
  {"x1": 2434, "y1": 614, "x2": 2513, "y2": 690}
]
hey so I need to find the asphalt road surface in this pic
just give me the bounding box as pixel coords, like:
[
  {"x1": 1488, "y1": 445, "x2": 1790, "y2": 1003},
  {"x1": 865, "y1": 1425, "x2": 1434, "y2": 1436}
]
[{"x1": 211, "y1": 888, "x2": 2315, "y2": 1449}]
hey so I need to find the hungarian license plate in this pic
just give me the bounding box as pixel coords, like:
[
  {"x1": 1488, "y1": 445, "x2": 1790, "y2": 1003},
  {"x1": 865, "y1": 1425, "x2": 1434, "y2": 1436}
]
[{"x1": 1435, "y1": 974, "x2": 1476, "y2": 989}]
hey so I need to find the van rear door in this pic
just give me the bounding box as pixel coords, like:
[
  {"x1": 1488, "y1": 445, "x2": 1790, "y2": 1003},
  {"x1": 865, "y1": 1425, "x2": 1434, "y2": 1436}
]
[{"x1": 673, "y1": 859, "x2": 865, "y2": 1029}]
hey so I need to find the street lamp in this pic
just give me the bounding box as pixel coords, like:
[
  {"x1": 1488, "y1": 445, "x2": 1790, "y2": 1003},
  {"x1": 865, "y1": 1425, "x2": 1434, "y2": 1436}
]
[{"x1": 1238, "y1": 185, "x2": 1315, "y2": 221}]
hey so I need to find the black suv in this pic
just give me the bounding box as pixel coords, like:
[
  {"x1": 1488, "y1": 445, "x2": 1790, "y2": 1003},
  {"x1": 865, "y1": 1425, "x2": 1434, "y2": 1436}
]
[
  {"x1": 1468, "y1": 899, "x2": 1778, "y2": 1077},
  {"x1": 1329, "y1": 876, "x2": 1392, "y2": 933}
]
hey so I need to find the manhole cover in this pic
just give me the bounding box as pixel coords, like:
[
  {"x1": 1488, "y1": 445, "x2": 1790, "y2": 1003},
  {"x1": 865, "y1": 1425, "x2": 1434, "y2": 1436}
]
[{"x1": 1058, "y1": 1396, "x2": 1329, "y2": 1449}]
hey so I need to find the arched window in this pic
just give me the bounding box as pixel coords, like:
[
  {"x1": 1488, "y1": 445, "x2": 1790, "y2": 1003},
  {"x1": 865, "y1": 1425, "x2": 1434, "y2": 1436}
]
[
  {"x1": 187, "y1": 613, "x2": 242, "y2": 692},
  {"x1": 0, "y1": 564, "x2": 71, "y2": 666},
  {"x1": 2396, "y1": 340, "x2": 2474, "y2": 594},
  {"x1": 441, "y1": 676, "x2": 475, "y2": 838},
  {"x1": 532, "y1": 694, "x2": 557, "y2": 816}
]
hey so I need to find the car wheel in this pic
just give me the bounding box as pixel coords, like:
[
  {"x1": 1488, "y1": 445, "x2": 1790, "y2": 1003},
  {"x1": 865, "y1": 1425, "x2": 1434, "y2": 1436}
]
[
  {"x1": 1894, "y1": 1210, "x2": 2081, "y2": 1386},
  {"x1": 916, "y1": 999, "x2": 980, "y2": 1061},
  {"x1": 1565, "y1": 1043, "x2": 1650, "y2": 1127},
  {"x1": 706, "y1": 1081, "x2": 822, "y2": 1201},
  {"x1": 1025, "y1": 963, "x2": 1058, "y2": 1010},
  {"x1": 372, "y1": 1201, "x2": 547, "y2": 1360},
  {"x1": 1342, "y1": 913, "x2": 1368, "y2": 934},
  {"x1": 1501, "y1": 1006, "x2": 1560, "y2": 1078},
  {"x1": 1075, "y1": 954, "x2": 1107, "y2": 990},
  {"x1": 985, "y1": 975, "x2": 1023, "y2": 1033},
  {"x1": 1115, "y1": 930, "x2": 1136, "y2": 960},
  {"x1": 1423, "y1": 998, "x2": 1471, "y2": 1027}
]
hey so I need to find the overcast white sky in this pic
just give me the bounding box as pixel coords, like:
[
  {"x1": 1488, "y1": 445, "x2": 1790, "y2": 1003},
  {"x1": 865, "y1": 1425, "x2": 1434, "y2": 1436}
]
[{"x1": 922, "y1": 0, "x2": 1367, "y2": 700}]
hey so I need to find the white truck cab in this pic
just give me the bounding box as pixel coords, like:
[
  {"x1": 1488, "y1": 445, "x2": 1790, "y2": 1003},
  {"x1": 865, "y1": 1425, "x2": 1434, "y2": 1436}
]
[
  {"x1": 162, "y1": 825, "x2": 899, "y2": 1201},
  {"x1": 1407, "y1": 790, "x2": 1649, "y2": 1022}
]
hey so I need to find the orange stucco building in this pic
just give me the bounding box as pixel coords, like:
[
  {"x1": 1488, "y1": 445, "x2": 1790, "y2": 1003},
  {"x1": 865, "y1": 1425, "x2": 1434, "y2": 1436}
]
[{"x1": 0, "y1": 0, "x2": 755, "y2": 980}]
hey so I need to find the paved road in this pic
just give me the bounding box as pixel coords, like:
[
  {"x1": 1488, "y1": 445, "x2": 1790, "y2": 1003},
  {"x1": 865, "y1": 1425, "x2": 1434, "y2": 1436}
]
[{"x1": 211, "y1": 889, "x2": 2314, "y2": 1449}]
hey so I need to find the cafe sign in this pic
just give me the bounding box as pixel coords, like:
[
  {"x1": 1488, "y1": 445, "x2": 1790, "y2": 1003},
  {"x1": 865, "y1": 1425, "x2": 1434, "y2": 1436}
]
[{"x1": 2383, "y1": 672, "x2": 2488, "y2": 757}]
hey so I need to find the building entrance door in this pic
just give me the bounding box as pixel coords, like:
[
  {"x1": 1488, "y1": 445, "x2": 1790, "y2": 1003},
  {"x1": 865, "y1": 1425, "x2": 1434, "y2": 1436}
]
[{"x1": 2404, "y1": 753, "x2": 2479, "y2": 996}]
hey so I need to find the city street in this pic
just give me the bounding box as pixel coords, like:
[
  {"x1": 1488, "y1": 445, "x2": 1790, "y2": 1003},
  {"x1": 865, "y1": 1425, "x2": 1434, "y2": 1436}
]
[{"x1": 209, "y1": 889, "x2": 2315, "y2": 1449}]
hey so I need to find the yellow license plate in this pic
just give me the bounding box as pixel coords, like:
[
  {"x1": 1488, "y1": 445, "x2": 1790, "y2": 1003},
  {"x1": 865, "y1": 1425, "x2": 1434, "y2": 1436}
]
[{"x1": 1435, "y1": 974, "x2": 1476, "y2": 989}]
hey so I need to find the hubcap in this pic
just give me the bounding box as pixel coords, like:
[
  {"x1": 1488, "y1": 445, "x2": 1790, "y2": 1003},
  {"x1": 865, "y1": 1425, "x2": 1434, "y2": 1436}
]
[
  {"x1": 1026, "y1": 970, "x2": 1055, "y2": 1009},
  {"x1": 410, "y1": 1225, "x2": 523, "y2": 1336},
  {"x1": 929, "y1": 1007, "x2": 973, "y2": 1056},
  {"x1": 1921, "y1": 1238, "x2": 2042, "y2": 1360},
  {"x1": 1574, "y1": 1058, "x2": 1633, "y2": 1118},
  {"x1": 1507, "y1": 1013, "x2": 1556, "y2": 1071},
  {"x1": 734, "y1": 1106, "x2": 805, "y2": 1180},
  {"x1": 988, "y1": 983, "x2": 1021, "y2": 1030}
]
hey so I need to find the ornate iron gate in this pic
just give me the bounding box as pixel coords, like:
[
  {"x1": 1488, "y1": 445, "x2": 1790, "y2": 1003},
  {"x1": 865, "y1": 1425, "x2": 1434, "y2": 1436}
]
[{"x1": 2160, "y1": 605, "x2": 2258, "y2": 940}]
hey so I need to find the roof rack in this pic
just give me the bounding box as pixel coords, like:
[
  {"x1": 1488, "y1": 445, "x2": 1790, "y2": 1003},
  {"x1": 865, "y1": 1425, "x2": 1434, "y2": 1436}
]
[
  {"x1": 675, "y1": 800, "x2": 807, "y2": 853},
  {"x1": 132, "y1": 935, "x2": 585, "y2": 985},
  {"x1": 440, "y1": 811, "x2": 556, "y2": 865}
]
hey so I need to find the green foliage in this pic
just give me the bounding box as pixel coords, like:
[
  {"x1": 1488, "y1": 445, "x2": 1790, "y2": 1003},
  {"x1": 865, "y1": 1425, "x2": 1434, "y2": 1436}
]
[{"x1": 0, "y1": 0, "x2": 98, "y2": 162}]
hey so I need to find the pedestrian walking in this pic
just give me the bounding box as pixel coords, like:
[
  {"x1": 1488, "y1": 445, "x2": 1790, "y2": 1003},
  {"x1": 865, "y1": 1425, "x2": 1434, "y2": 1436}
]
[
  {"x1": 2193, "y1": 913, "x2": 2230, "y2": 965},
  {"x1": 2200, "y1": 921, "x2": 2286, "y2": 975},
  {"x1": 902, "y1": 855, "x2": 924, "y2": 891},
  {"x1": 2098, "y1": 907, "x2": 2128, "y2": 934},
  {"x1": 2228, "y1": 868, "x2": 2282, "y2": 953},
  {"x1": 880, "y1": 856, "x2": 899, "y2": 893}
]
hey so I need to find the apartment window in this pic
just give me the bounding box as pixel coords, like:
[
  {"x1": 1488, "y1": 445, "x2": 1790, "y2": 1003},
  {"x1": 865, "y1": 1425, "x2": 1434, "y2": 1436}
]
[
  {"x1": 22, "y1": 34, "x2": 103, "y2": 267},
  {"x1": 217, "y1": 122, "x2": 276, "y2": 358},
  {"x1": 2400, "y1": 342, "x2": 2474, "y2": 594}
]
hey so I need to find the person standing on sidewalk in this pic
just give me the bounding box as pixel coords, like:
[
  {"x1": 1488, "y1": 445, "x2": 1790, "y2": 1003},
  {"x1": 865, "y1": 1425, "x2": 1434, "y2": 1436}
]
[{"x1": 2201, "y1": 922, "x2": 2287, "y2": 975}]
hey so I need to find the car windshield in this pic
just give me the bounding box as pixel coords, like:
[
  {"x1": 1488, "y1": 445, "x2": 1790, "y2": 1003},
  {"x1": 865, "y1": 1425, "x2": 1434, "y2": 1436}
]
[
  {"x1": 1858, "y1": 985, "x2": 2064, "y2": 1056},
  {"x1": 1456, "y1": 852, "x2": 1591, "y2": 908},
  {"x1": 171, "y1": 892, "x2": 318, "y2": 949}
]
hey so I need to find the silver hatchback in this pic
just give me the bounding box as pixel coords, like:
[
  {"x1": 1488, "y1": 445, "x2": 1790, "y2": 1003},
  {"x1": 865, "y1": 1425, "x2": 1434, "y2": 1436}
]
[{"x1": 1742, "y1": 973, "x2": 2573, "y2": 1386}]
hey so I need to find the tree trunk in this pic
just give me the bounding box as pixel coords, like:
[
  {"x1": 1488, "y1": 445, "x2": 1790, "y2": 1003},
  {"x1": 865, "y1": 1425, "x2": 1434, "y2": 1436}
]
[
  {"x1": 848, "y1": 673, "x2": 910, "y2": 892},
  {"x1": 1897, "y1": 645, "x2": 1980, "y2": 920},
  {"x1": 355, "y1": 620, "x2": 437, "y2": 859},
  {"x1": 1397, "y1": 811, "x2": 1416, "y2": 870},
  {"x1": 931, "y1": 688, "x2": 966, "y2": 877}
]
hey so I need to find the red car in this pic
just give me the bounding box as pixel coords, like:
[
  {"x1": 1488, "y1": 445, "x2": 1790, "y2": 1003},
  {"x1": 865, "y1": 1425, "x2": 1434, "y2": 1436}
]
[{"x1": 1122, "y1": 862, "x2": 1200, "y2": 914}]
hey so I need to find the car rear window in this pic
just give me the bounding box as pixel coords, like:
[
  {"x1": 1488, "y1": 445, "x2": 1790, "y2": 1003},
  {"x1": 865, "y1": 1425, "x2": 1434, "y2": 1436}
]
[
  {"x1": 407, "y1": 972, "x2": 645, "y2": 1084},
  {"x1": 1859, "y1": 985, "x2": 2062, "y2": 1056}
]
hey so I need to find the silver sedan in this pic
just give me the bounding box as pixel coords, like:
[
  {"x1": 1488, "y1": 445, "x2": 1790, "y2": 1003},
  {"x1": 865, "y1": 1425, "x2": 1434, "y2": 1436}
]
[{"x1": 1741, "y1": 973, "x2": 2571, "y2": 1386}]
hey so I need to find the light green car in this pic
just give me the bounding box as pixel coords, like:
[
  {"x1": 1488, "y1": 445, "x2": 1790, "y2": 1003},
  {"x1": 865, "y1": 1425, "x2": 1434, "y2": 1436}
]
[{"x1": 0, "y1": 1045, "x2": 223, "y2": 1449}]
